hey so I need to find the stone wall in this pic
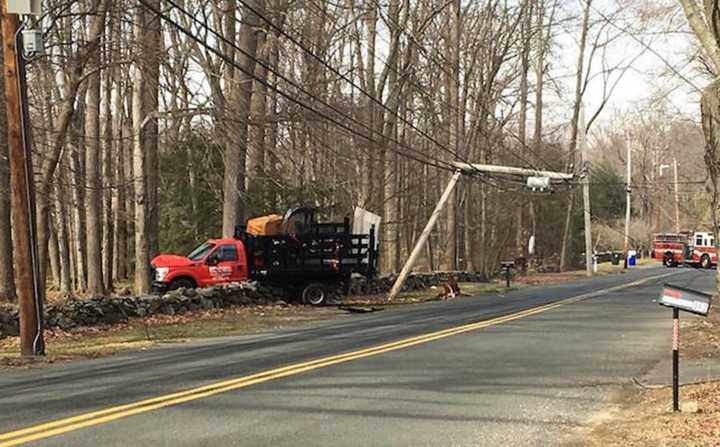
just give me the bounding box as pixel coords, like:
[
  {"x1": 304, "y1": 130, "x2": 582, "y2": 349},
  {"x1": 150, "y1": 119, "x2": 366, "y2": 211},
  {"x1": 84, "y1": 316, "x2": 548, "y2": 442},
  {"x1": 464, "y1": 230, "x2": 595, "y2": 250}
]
[{"x1": 0, "y1": 272, "x2": 486, "y2": 338}]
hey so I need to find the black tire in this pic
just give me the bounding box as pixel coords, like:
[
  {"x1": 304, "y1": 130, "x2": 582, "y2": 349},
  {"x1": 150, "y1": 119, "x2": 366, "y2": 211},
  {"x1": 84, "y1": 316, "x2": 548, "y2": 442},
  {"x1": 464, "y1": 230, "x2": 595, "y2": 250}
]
[
  {"x1": 169, "y1": 277, "x2": 196, "y2": 291},
  {"x1": 663, "y1": 253, "x2": 676, "y2": 268},
  {"x1": 701, "y1": 254, "x2": 712, "y2": 269},
  {"x1": 302, "y1": 283, "x2": 327, "y2": 306}
]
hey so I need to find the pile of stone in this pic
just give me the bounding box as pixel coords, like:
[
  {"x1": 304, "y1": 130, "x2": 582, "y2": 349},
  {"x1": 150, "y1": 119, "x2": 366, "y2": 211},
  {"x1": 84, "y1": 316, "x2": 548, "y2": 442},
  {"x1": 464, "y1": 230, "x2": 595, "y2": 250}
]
[
  {"x1": 0, "y1": 304, "x2": 19, "y2": 338},
  {"x1": 0, "y1": 282, "x2": 286, "y2": 337},
  {"x1": 0, "y1": 272, "x2": 485, "y2": 338}
]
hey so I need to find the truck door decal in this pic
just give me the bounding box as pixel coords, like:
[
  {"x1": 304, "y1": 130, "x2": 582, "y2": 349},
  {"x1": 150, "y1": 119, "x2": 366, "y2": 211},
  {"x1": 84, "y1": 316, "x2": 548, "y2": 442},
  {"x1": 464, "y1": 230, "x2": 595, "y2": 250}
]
[{"x1": 209, "y1": 265, "x2": 233, "y2": 280}]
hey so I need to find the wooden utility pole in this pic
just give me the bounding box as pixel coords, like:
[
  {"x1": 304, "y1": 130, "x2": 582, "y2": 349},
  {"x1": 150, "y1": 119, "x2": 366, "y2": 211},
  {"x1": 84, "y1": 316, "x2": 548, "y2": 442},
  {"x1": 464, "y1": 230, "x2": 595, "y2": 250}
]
[
  {"x1": 673, "y1": 158, "x2": 680, "y2": 233},
  {"x1": 1, "y1": 2, "x2": 44, "y2": 356},
  {"x1": 623, "y1": 135, "x2": 632, "y2": 269}
]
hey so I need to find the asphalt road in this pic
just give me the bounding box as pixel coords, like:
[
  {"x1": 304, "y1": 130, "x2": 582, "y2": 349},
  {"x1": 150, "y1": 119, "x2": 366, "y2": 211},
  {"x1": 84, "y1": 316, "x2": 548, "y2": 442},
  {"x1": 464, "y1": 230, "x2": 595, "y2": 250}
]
[{"x1": 0, "y1": 265, "x2": 715, "y2": 446}]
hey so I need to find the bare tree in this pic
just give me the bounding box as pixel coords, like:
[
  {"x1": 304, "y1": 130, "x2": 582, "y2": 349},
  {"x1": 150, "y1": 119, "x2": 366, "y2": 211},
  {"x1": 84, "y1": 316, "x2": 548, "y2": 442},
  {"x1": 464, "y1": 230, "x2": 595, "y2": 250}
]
[
  {"x1": 85, "y1": 2, "x2": 109, "y2": 296},
  {"x1": 677, "y1": 0, "x2": 720, "y2": 292}
]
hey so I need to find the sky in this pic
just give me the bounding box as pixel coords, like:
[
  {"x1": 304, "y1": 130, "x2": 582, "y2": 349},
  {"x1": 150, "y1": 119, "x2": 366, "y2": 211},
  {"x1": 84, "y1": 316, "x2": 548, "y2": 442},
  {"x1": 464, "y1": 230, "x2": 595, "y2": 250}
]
[{"x1": 555, "y1": 0, "x2": 705, "y2": 127}]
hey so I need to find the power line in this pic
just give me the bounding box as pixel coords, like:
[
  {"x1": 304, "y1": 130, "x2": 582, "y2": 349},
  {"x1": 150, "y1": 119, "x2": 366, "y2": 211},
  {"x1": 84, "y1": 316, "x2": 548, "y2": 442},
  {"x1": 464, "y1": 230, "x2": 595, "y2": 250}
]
[
  {"x1": 279, "y1": 0, "x2": 556, "y2": 172},
  {"x1": 363, "y1": 0, "x2": 558, "y2": 172},
  {"x1": 143, "y1": 0, "x2": 461, "y2": 175},
  {"x1": 230, "y1": 0, "x2": 492, "y2": 181}
]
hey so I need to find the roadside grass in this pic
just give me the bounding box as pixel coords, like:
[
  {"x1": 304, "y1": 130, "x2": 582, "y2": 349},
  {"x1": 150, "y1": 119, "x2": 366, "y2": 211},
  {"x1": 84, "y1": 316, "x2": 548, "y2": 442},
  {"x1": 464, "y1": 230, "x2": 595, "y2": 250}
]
[{"x1": 0, "y1": 305, "x2": 340, "y2": 368}]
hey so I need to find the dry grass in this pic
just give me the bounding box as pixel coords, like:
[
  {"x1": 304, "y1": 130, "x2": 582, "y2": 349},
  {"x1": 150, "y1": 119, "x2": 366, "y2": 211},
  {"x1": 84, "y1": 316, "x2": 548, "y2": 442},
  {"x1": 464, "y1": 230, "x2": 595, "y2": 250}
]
[
  {"x1": 0, "y1": 305, "x2": 339, "y2": 369},
  {"x1": 573, "y1": 307, "x2": 720, "y2": 446},
  {"x1": 571, "y1": 382, "x2": 720, "y2": 447}
]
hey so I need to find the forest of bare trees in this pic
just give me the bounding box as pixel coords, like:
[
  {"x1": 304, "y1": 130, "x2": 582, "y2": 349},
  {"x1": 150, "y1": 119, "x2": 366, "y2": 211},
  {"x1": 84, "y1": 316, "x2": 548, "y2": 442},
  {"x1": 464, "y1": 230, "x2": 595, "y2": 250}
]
[{"x1": 0, "y1": 0, "x2": 713, "y2": 300}]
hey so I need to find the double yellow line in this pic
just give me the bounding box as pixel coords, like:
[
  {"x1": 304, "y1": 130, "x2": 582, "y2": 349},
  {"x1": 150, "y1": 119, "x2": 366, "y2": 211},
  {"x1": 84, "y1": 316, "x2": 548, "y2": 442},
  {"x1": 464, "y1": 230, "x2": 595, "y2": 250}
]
[{"x1": 0, "y1": 271, "x2": 674, "y2": 446}]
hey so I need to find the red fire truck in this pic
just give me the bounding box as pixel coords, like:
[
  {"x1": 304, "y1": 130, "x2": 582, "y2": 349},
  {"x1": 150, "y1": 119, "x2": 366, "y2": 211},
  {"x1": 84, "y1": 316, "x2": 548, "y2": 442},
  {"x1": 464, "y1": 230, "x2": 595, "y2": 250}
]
[{"x1": 652, "y1": 231, "x2": 716, "y2": 269}]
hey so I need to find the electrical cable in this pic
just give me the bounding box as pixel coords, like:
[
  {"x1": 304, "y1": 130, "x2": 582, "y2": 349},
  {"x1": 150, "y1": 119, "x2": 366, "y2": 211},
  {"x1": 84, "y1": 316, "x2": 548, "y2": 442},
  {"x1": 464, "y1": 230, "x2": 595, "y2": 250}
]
[
  {"x1": 153, "y1": 0, "x2": 463, "y2": 175},
  {"x1": 231, "y1": 0, "x2": 497, "y2": 183}
]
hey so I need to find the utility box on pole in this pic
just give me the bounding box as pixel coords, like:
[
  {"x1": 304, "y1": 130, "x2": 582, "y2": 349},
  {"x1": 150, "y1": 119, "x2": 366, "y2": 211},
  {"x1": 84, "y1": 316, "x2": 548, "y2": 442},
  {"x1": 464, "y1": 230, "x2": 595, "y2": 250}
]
[{"x1": 7, "y1": 0, "x2": 41, "y2": 15}]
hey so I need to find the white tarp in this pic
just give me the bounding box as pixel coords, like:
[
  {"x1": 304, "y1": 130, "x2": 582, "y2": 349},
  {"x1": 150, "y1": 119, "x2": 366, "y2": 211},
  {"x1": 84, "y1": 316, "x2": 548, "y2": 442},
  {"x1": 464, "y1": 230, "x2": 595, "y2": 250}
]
[
  {"x1": 7, "y1": 0, "x2": 41, "y2": 14},
  {"x1": 353, "y1": 207, "x2": 381, "y2": 250}
]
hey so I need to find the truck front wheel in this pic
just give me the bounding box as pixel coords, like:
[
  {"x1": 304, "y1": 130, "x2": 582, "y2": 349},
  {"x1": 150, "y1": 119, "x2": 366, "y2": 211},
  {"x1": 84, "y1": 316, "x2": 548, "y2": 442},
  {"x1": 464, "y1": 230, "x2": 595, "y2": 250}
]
[
  {"x1": 302, "y1": 283, "x2": 328, "y2": 306},
  {"x1": 701, "y1": 254, "x2": 712, "y2": 269},
  {"x1": 169, "y1": 277, "x2": 196, "y2": 291}
]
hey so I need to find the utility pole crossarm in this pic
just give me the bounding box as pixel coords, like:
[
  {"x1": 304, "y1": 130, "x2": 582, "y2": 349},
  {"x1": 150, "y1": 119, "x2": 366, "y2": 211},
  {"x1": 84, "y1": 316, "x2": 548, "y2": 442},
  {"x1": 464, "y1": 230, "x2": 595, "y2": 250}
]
[{"x1": 451, "y1": 162, "x2": 574, "y2": 181}]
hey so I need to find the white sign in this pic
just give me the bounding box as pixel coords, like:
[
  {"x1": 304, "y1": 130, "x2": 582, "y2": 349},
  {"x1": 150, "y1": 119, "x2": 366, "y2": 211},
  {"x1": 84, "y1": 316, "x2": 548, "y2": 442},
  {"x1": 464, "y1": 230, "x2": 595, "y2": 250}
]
[{"x1": 7, "y1": 0, "x2": 41, "y2": 15}]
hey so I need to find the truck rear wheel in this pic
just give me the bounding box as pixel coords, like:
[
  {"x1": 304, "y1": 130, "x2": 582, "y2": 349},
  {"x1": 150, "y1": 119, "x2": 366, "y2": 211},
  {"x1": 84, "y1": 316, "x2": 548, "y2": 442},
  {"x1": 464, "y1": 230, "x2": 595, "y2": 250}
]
[
  {"x1": 302, "y1": 283, "x2": 327, "y2": 306},
  {"x1": 701, "y1": 254, "x2": 712, "y2": 269},
  {"x1": 663, "y1": 252, "x2": 676, "y2": 268}
]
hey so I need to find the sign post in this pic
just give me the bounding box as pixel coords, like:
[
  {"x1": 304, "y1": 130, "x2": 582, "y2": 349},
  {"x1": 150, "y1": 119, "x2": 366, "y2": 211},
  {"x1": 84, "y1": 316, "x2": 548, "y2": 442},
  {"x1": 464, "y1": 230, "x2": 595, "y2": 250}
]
[
  {"x1": 657, "y1": 284, "x2": 713, "y2": 412},
  {"x1": 672, "y1": 307, "x2": 679, "y2": 412},
  {"x1": 501, "y1": 261, "x2": 514, "y2": 289}
]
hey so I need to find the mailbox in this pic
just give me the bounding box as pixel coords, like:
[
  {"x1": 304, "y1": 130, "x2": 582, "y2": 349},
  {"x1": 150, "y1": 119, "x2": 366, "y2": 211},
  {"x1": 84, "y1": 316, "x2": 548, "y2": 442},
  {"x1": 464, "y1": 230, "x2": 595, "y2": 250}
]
[{"x1": 657, "y1": 284, "x2": 712, "y2": 317}]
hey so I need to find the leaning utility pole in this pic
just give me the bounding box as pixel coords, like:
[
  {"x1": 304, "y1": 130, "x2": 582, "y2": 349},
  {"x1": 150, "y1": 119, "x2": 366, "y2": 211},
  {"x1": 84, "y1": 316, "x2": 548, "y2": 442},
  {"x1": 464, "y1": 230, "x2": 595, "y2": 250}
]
[
  {"x1": 1, "y1": 1, "x2": 44, "y2": 356},
  {"x1": 387, "y1": 171, "x2": 462, "y2": 301},
  {"x1": 673, "y1": 158, "x2": 680, "y2": 233},
  {"x1": 580, "y1": 105, "x2": 592, "y2": 276},
  {"x1": 387, "y1": 163, "x2": 573, "y2": 301},
  {"x1": 623, "y1": 135, "x2": 632, "y2": 269}
]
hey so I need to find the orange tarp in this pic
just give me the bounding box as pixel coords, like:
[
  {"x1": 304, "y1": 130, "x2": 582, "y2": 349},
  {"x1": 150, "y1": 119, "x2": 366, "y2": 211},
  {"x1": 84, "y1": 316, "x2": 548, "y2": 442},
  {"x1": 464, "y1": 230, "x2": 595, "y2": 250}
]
[{"x1": 247, "y1": 214, "x2": 284, "y2": 236}]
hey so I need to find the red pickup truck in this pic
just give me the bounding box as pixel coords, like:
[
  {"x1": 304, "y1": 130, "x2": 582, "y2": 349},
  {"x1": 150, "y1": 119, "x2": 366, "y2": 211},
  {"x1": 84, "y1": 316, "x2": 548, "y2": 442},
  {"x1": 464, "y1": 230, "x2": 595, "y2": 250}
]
[{"x1": 151, "y1": 208, "x2": 379, "y2": 305}]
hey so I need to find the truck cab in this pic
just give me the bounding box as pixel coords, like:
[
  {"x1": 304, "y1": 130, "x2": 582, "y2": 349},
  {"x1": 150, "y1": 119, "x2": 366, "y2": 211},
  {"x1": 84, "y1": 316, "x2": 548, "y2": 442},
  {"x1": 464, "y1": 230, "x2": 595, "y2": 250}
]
[
  {"x1": 686, "y1": 232, "x2": 717, "y2": 269},
  {"x1": 152, "y1": 239, "x2": 249, "y2": 292}
]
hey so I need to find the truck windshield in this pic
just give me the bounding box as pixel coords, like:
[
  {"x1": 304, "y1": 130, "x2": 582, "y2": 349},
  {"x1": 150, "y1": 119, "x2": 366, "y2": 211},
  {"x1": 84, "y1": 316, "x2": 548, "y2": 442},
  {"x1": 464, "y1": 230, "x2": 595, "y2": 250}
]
[{"x1": 187, "y1": 242, "x2": 215, "y2": 261}]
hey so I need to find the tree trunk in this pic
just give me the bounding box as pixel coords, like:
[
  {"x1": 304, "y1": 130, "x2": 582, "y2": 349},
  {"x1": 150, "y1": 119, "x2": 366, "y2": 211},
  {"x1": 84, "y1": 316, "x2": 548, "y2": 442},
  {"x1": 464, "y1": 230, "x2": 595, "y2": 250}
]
[
  {"x1": 48, "y1": 220, "x2": 61, "y2": 290},
  {"x1": 222, "y1": 0, "x2": 263, "y2": 236},
  {"x1": 71, "y1": 141, "x2": 87, "y2": 292},
  {"x1": 102, "y1": 58, "x2": 114, "y2": 292},
  {"x1": 144, "y1": 0, "x2": 161, "y2": 261},
  {"x1": 53, "y1": 179, "x2": 72, "y2": 295},
  {"x1": 441, "y1": 0, "x2": 461, "y2": 271},
  {"x1": 84, "y1": 7, "x2": 106, "y2": 296},
  {"x1": 132, "y1": 4, "x2": 149, "y2": 294},
  {"x1": 246, "y1": 29, "x2": 269, "y2": 195},
  {"x1": 559, "y1": 0, "x2": 592, "y2": 271}
]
